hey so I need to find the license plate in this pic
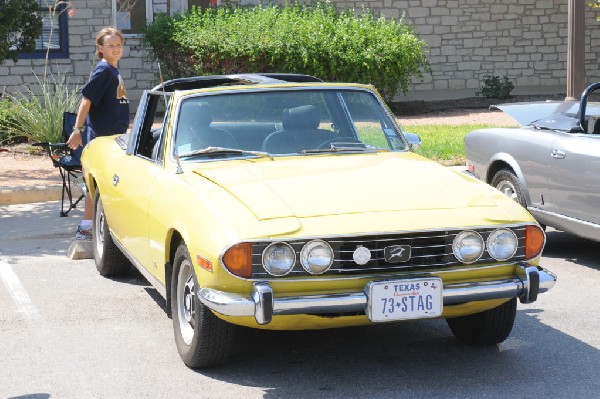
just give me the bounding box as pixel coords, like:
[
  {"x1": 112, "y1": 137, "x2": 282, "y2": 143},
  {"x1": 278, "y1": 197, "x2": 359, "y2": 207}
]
[{"x1": 366, "y1": 278, "x2": 443, "y2": 322}]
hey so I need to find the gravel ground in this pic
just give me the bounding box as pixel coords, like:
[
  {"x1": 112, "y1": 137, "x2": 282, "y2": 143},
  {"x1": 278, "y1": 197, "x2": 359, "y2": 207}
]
[
  {"x1": 397, "y1": 108, "x2": 517, "y2": 126},
  {"x1": 0, "y1": 147, "x2": 62, "y2": 188},
  {"x1": 0, "y1": 108, "x2": 518, "y2": 188}
]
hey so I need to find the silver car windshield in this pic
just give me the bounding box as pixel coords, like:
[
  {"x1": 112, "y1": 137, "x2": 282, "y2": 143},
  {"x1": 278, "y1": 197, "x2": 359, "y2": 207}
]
[{"x1": 173, "y1": 88, "x2": 406, "y2": 159}]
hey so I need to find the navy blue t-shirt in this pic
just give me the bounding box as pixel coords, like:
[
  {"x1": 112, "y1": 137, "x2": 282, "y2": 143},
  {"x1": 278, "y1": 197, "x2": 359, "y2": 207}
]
[{"x1": 81, "y1": 61, "x2": 130, "y2": 138}]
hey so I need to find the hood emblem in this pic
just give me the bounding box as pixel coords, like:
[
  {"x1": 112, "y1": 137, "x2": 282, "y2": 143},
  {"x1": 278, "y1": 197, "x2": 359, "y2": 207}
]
[
  {"x1": 353, "y1": 246, "x2": 371, "y2": 265},
  {"x1": 384, "y1": 245, "x2": 411, "y2": 263}
]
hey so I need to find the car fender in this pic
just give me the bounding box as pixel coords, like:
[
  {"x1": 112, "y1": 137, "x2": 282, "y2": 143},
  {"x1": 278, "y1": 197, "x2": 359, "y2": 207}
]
[{"x1": 486, "y1": 152, "x2": 532, "y2": 206}]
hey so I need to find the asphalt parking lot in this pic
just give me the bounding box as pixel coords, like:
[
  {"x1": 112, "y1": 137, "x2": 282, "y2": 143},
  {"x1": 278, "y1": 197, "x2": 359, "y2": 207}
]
[{"x1": 1, "y1": 201, "x2": 599, "y2": 398}]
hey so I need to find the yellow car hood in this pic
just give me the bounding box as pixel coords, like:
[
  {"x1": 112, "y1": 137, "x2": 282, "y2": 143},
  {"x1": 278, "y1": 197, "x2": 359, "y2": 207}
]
[{"x1": 193, "y1": 152, "x2": 496, "y2": 221}]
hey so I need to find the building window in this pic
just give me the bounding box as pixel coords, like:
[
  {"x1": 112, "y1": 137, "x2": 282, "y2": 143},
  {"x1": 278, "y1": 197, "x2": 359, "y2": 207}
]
[
  {"x1": 188, "y1": 0, "x2": 215, "y2": 8},
  {"x1": 114, "y1": 0, "x2": 150, "y2": 35},
  {"x1": 112, "y1": 0, "x2": 218, "y2": 36},
  {"x1": 173, "y1": 1, "x2": 216, "y2": 16},
  {"x1": 19, "y1": 0, "x2": 69, "y2": 59}
]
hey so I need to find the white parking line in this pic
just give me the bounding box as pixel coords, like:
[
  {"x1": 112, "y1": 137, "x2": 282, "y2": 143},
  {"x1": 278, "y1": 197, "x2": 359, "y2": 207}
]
[
  {"x1": 0, "y1": 259, "x2": 38, "y2": 321},
  {"x1": 0, "y1": 257, "x2": 91, "y2": 395}
]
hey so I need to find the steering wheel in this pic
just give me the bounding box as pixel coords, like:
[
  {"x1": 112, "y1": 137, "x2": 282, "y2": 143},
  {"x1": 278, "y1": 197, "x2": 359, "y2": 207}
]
[{"x1": 317, "y1": 137, "x2": 363, "y2": 149}]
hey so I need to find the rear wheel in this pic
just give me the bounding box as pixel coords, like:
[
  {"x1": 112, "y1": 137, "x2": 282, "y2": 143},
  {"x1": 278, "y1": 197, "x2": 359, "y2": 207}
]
[
  {"x1": 446, "y1": 298, "x2": 517, "y2": 346},
  {"x1": 171, "y1": 243, "x2": 234, "y2": 368},
  {"x1": 92, "y1": 191, "x2": 130, "y2": 276},
  {"x1": 491, "y1": 169, "x2": 527, "y2": 207}
]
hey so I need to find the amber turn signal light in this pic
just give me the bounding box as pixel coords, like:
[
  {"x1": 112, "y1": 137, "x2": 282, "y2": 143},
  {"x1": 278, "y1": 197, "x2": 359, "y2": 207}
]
[
  {"x1": 222, "y1": 243, "x2": 253, "y2": 278},
  {"x1": 196, "y1": 255, "x2": 213, "y2": 272},
  {"x1": 525, "y1": 225, "x2": 545, "y2": 259}
]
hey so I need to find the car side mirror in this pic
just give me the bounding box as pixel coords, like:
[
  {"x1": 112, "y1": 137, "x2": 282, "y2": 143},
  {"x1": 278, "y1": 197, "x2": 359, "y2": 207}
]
[{"x1": 404, "y1": 132, "x2": 421, "y2": 151}]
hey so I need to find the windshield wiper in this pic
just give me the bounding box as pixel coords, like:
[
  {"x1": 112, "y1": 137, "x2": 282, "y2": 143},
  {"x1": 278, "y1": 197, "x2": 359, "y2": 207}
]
[
  {"x1": 179, "y1": 147, "x2": 273, "y2": 160},
  {"x1": 300, "y1": 142, "x2": 375, "y2": 154}
]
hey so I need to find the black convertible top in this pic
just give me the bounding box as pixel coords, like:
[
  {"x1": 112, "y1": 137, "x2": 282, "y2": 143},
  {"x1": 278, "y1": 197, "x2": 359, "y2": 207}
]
[{"x1": 152, "y1": 73, "x2": 323, "y2": 92}]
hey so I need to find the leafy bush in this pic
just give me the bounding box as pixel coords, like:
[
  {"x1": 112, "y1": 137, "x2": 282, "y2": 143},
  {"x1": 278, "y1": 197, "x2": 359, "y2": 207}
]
[
  {"x1": 0, "y1": 98, "x2": 17, "y2": 143},
  {"x1": 481, "y1": 75, "x2": 514, "y2": 99},
  {"x1": 0, "y1": 97, "x2": 31, "y2": 144},
  {"x1": 4, "y1": 72, "x2": 82, "y2": 143},
  {"x1": 143, "y1": 1, "x2": 430, "y2": 101},
  {"x1": 0, "y1": 0, "x2": 43, "y2": 64}
]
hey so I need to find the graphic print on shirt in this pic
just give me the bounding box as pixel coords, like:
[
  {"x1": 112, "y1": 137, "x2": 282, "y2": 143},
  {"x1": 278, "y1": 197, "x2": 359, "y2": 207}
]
[{"x1": 117, "y1": 75, "x2": 129, "y2": 104}]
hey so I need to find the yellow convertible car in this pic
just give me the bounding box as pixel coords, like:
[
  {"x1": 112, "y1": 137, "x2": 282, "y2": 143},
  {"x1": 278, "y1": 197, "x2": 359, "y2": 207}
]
[{"x1": 81, "y1": 74, "x2": 556, "y2": 368}]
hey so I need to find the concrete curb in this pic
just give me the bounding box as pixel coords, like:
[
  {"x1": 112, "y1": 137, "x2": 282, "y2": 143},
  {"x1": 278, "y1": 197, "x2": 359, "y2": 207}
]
[
  {"x1": 67, "y1": 240, "x2": 94, "y2": 259},
  {"x1": 0, "y1": 185, "x2": 83, "y2": 206}
]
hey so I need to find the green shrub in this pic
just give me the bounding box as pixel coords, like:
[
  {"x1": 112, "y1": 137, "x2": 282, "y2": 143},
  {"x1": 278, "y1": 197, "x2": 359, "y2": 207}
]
[
  {"x1": 0, "y1": 97, "x2": 31, "y2": 144},
  {"x1": 481, "y1": 75, "x2": 514, "y2": 99},
  {"x1": 143, "y1": 1, "x2": 430, "y2": 101},
  {"x1": 0, "y1": 0, "x2": 43, "y2": 64},
  {"x1": 0, "y1": 98, "x2": 14, "y2": 143},
  {"x1": 4, "y1": 72, "x2": 82, "y2": 143}
]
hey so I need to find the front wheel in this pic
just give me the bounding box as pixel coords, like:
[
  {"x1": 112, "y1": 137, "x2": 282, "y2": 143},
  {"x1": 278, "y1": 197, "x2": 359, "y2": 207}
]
[
  {"x1": 92, "y1": 191, "x2": 130, "y2": 276},
  {"x1": 171, "y1": 243, "x2": 235, "y2": 368},
  {"x1": 491, "y1": 169, "x2": 527, "y2": 208},
  {"x1": 446, "y1": 298, "x2": 517, "y2": 346}
]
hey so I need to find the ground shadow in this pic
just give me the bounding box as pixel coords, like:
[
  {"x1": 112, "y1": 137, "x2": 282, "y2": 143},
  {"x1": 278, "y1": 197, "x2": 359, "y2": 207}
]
[
  {"x1": 196, "y1": 310, "x2": 599, "y2": 398},
  {"x1": 543, "y1": 228, "x2": 599, "y2": 271},
  {"x1": 0, "y1": 201, "x2": 80, "y2": 258}
]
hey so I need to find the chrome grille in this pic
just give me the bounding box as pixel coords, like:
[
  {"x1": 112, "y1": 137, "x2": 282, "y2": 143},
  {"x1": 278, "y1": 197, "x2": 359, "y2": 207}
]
[{"x1": 250, "y1": 227, "x2": 526, "y2": 278}]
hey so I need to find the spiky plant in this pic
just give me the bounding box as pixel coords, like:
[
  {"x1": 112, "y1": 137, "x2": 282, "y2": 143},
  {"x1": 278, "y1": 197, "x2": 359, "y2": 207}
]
[{"x1": 5, "y1": 72, "x2": 82, "y2": 143}]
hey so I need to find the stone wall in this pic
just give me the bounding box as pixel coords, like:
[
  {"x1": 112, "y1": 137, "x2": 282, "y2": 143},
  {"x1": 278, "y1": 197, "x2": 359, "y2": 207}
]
[
  {"x1": 334, "y1": 0, "x2": 600, "y2": 100},
  {"x1": 0, "y1": 0, "x2": 156, "y2": 113},
  {"x1": 1, "y1": 0, "x2": 598, "y2": 107}
]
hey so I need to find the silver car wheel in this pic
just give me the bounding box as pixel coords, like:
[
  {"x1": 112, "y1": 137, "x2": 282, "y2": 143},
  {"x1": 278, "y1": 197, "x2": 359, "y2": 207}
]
[
  {"x1": 491, "y1": 169, "x2": 527, "y2": 208},
  {"x1": 94, "y1": 201, "x2": 105, "y2": 259},
  {"x1": 496, "y1": 180, "x2": 518, "y2": 202},
  {"x1": 176, "y1": 259, "x2": 196, "y2": 345}
]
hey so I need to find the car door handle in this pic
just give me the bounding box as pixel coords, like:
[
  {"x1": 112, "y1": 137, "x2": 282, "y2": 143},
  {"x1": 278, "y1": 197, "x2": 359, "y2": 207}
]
[
  {"x1": 551, "y1": 149, "x2": 566, "y2": 159},
  {"x1": 112, "y1": 174, "x2": 120, "y2": 186}
]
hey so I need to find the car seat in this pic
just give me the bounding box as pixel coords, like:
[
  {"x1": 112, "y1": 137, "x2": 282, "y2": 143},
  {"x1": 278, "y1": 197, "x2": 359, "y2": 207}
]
[
  {"x1": 175, "y1": 102, "x2": 237, "y2": 154},
  {"x1": 261, "y1": 105, "x2": 338, "y2": 154}
]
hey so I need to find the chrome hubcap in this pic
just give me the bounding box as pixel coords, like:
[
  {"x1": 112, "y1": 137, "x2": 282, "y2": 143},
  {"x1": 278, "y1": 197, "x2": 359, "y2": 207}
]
[
  {"x1": 183, "y1": 277, "x2": 194, "y2": 323},
  {"x1": 177, "y1": 260, "x2": 196, "y2": 345},
  {"x1": 95, "y1": 202, "x2": 105, "y2": 257},
  {"x1": 496, "y1": 180, "x2": 517, "y2": 202}
]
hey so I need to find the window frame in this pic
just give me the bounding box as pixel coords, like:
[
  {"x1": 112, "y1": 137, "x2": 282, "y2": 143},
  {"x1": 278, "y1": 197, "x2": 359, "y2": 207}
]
[
  {"x1": 112, "y1": 0, "x2": 154, "y2": 38},
  {"x1": 19, "y1": 1, "x2": 69, "y2": 60},
  {"x1": 112, "y1": 0, "x2": 220, "y2": 37}
]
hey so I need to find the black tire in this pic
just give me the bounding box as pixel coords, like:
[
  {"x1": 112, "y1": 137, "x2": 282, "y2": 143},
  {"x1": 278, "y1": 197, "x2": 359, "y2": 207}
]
[
  {"x1": 446, "y1": 298, "x2": 517, "y2": 346},
  {"x1": 490, "y1": 169, "x2": 527, "y2": 208},
  {"x1": 171, "y1": 243, "x2": 234, "y2": 368},
  {"x1": 92, "y1": 191, "x2": 130, "y2": 276}
]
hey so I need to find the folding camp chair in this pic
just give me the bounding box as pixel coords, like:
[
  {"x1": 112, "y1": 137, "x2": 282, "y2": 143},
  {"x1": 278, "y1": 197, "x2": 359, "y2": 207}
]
[{"x1": 33, "y1": 112, "x2": 86, "y2": 217}]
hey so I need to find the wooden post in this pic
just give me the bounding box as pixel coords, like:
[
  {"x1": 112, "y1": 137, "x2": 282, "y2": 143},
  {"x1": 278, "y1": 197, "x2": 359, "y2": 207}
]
[{"x1": 566, "y1": 0, "x2": 586, "y2": 100}]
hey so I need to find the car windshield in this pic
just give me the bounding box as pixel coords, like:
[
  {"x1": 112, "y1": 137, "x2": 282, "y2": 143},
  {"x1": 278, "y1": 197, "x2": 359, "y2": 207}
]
[{"x1": 173, "y1": 88, "x2": 407, "y2": 159}]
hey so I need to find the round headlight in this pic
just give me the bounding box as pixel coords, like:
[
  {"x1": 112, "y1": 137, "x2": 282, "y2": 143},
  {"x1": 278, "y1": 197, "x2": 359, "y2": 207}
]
[
  {"x1": 300, "y1": 240, "x2": 334, "y2": 274},
  {"x1": 262, "y1": 243, "x2": 296, "y2": 276},
  {"x1": 487, "y1": 228, "x2": 518, "y2": 261},
  {"x1": 453, "y1": 230, "x2": 484, "y2": 263}
]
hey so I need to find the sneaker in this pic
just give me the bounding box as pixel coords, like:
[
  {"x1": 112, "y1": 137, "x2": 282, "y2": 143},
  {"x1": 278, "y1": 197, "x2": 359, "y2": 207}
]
[{"x1": 75, "y1": 225, "x2": 92, "y2": 241}]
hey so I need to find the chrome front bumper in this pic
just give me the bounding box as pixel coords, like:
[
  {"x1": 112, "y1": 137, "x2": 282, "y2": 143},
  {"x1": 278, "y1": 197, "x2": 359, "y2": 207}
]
[{"x1": 197, "y1": 263, "x2": 556, "y2": 325}]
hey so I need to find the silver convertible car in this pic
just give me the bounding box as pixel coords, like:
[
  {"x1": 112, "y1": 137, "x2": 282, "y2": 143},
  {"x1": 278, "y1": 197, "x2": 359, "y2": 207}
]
[{"x1": 465, "y1": 82, "x2": 600, "y2": 242}]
